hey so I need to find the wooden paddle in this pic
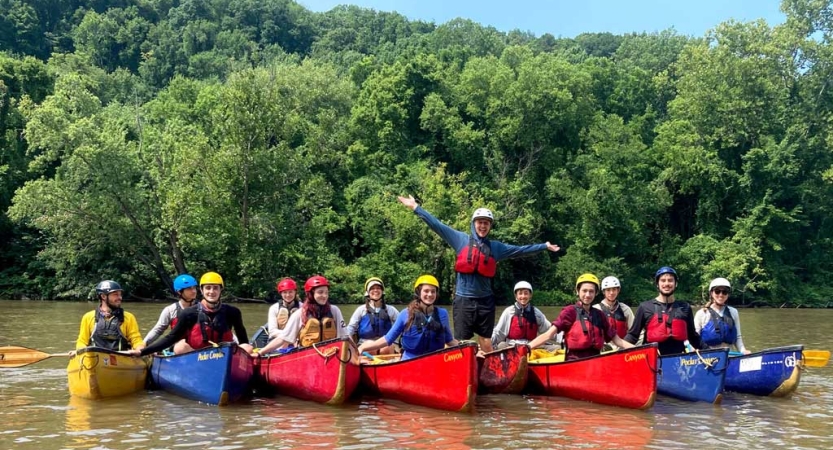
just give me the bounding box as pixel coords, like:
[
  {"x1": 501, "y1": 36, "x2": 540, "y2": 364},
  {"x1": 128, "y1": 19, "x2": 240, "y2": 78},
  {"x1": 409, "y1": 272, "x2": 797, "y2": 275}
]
[
  {"x1": 0, "y1": 346, "x2": 69, "y2": 368},
  {"x1": 803, "y1": 350, "x2": 830, "y2": 368}
]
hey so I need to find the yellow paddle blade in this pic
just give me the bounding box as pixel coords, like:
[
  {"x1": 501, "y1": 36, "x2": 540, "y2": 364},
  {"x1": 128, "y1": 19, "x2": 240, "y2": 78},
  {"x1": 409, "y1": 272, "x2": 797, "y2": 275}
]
[
  {"x1": 0, "y1": 346, "x2": 65, "y2": 368},
  {"x1": 803, "y1": 350, "x2": 830, "y2": 368}
]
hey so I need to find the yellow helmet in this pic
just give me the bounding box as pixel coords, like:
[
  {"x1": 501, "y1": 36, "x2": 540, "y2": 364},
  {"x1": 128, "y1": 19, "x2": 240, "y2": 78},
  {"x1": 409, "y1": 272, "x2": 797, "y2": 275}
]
[
  {"x1": 413, "y1": 274, "x2": 440, "y2": 291},
  {"x1": 200, "y1": 272, "x2": 224, "y2": 287},
  {"x1": 575, "y1": 273, "x2": 600, "y2": 292},
  {"x1": 364, "y1": 277, "x2": 385, "y2": 294}
]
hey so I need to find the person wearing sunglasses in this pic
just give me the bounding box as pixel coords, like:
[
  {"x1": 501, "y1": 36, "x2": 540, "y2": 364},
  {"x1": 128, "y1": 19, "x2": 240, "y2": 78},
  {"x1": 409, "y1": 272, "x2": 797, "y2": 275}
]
[{"x1": 693, "y1": 278, "x2": 750, "y2": 354}]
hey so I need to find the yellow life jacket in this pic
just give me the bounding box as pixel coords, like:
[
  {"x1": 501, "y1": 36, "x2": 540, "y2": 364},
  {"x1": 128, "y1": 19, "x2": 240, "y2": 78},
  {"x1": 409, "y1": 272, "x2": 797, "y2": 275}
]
[{"x1": 299, "y1": 317, "x2": 337, "y2": 347}]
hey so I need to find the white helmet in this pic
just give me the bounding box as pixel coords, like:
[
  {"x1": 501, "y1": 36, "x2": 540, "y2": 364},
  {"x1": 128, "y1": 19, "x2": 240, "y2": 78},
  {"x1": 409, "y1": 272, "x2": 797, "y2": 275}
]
[
  {"x1": 601, "y1": 276, "x2": 621, "y2": 290},
  {"x1": 513, "y1": 281, "x2": 533, "y2": 293},
  {"x1": 472, "y1": 208, "x2": 494, "y2": 223},
  {"x1": 708, "y1": 277, "x2": 731, "y2": 291}
]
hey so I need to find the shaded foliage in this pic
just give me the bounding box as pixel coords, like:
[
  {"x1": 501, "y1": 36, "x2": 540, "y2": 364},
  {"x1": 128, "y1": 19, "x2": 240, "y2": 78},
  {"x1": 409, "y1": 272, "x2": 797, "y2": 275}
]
[{"x1": 1, "y1": 0, "x2": 832, "y2": 308}]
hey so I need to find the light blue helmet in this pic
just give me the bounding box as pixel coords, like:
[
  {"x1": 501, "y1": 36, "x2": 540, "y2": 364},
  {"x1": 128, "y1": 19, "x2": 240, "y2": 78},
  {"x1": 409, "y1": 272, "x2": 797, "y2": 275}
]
[{"x1": 173, "y1": 274, "x2": 198, "y2": 293}]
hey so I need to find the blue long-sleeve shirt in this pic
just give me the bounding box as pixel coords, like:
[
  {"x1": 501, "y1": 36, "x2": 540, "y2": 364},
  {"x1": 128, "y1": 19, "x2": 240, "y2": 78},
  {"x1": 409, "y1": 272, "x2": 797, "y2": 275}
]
[{"x1": 414, "y1": 206, "x2": 549, "y2": 298}]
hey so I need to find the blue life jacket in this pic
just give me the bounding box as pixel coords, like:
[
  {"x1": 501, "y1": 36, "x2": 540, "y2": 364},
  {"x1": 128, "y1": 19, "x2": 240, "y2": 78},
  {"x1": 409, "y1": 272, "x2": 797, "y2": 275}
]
[
  {"x1": 700, "y1": 308, "x2": 737, "y2": 346},
  {"x1": 357, "y1": 305, "x2": 393, "y2": 340},
  {"x1": 400, "y1": 307, "x2": 445, "y2": 357}
]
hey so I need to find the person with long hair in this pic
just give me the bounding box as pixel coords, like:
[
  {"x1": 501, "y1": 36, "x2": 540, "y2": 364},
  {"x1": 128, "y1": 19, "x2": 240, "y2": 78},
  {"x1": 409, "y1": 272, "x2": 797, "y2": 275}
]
[
  {"x1": 346, "y1": 277, "x2": 399, "y2": 354},
  {"x1": 358, "y1": 275, "x2": 459, "y2": 360},
  {"x1": 257, "y1": 275, "x2": 348, "y2": 354},
  {"x1": 694, "y1": 277, "x2": 750, "y2": 354}
]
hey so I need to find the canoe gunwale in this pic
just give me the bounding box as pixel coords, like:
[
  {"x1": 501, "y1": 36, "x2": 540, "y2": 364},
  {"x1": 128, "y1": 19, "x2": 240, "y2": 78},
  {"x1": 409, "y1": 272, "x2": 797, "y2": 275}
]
[{"x1": 257, "y1": 336, "x2": 360, "y2": 405}]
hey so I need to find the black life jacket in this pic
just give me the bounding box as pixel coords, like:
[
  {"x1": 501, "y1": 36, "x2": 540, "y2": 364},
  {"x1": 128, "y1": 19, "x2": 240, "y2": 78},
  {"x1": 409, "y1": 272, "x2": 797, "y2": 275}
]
[{"x1": 91, "y1": 308, "x2": 131, "y2": 350}]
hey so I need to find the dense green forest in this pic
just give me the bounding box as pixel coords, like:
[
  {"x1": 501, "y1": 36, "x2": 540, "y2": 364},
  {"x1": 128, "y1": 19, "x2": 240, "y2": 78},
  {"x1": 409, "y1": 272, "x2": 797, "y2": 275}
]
[{"x1": 1, "y1": 0, "x2": 832, "y2": 306}]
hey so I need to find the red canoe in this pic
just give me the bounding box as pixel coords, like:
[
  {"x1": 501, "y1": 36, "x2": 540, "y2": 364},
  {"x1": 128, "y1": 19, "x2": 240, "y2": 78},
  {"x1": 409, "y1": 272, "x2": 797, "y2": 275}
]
[
  {"x1": 478, "y1": 344, "x2": 529, "y2": 394},
  {"x1": 360, "y1": 342, "x2": 479, "y2": 412},
  {"x1": 526, "y1": 343, "x2": 659, "y2": 410},
  {"x1": 255, "y1": 337, "x2": 361, "y2": 405}
]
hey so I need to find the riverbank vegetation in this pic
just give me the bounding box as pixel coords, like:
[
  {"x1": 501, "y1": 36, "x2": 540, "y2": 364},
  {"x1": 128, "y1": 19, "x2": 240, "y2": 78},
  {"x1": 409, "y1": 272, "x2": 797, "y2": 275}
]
[{"x1": 1, "y1": 0, "x2": 832, "y2": 306}]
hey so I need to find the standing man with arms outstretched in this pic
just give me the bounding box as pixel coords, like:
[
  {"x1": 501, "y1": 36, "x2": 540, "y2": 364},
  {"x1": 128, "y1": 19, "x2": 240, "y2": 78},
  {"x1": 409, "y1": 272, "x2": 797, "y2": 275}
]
[{"x1": 398, "y1": 195, "x2": 561, "y2": 353}]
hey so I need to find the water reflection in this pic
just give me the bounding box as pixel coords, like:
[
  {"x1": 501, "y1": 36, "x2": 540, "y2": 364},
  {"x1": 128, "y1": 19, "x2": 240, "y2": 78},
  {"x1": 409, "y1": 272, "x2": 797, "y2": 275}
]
[
  {"x1": 357, "y1": 398, "x2": 475, "y2": 448},
  {"x1": 1, "y1": 301, "x2": 833, "y2": 449}
]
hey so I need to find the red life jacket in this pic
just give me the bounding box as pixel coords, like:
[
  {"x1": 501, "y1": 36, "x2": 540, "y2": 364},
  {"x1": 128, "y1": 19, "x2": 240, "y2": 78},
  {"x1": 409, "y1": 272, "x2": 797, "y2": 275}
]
[
  {"x1": 170, "y1": 301, "x2": 184, "y2": 329},
  {"x1": 597, "y1": 302, "x2": 629, "y2": 339},
  {"x1": 507, "y1": 304, "x2": 538, "y2": 341},
  {"x1": 185, "y1": 304, "x2": 234, "y2": 350},
  {"x1": 454, "y1": 237, "x2": 496, "y2": 278},
  {"x1": 645, "y1": 302, "x2": 688, "y2": 343},
  {"x1": 565, "y1": 305, "x2": 606, "y2": 351}
]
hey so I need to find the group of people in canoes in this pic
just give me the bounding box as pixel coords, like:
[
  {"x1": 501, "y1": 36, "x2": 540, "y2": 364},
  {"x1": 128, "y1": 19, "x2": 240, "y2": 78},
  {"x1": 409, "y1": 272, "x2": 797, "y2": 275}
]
[{"x1": 71, "y1": 197, "x2": 751, "y2": 362}]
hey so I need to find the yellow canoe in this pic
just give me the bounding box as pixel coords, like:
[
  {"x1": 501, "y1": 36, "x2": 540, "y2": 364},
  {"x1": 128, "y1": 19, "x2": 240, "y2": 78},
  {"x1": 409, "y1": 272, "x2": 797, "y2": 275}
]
[{"x1": 67, "y1": 347, "x2": 149, "y2": 399}]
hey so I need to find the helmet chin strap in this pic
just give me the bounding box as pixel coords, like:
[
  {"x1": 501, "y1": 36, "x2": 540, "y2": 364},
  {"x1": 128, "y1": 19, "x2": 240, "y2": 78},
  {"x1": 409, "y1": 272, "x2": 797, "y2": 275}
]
[{"x1": 203, "y1": 298, "x2": 221, "y2": 310}]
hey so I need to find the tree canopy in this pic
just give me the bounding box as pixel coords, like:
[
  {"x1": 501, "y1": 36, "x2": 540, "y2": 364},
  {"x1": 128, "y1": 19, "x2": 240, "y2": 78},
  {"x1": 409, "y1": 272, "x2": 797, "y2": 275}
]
[{"x1": 2, "y1": 0, "x2": 832, "y2": 307}]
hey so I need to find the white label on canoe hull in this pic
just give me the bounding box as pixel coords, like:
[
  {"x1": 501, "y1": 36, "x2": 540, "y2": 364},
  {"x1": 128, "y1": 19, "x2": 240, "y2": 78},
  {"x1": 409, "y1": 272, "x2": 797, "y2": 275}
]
[{"x1": 739, "y1": 356, "x2": 762, "y2": 372}]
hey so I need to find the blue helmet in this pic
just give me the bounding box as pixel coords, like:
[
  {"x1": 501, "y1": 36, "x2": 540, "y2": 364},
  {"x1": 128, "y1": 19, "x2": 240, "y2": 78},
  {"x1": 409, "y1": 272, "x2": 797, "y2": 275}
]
[
  {"x1": 654, "y1": 266, "x2": 678, "y2": 283},
  {"x1": 173, "y1": 274, "x2": 198, "y2": 293}
]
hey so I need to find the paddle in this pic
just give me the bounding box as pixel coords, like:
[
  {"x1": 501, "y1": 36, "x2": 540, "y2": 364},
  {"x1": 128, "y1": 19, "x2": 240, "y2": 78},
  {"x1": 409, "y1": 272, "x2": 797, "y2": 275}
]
[
  {"x1": 362, "y1": 351, "x2": 380, "y2": 361},
  {"x1": 361, "y1": 352, "x2": 400, "y2": 364},
  {"x1": 727, "y1": 349, "x2": 829, "y2": 368},
  {"x1": 0, "y1": 346, "x2": 69, "y2": 368},
  {"x1": 803, "y1": 350, "x2": 830, "y2": 368}
]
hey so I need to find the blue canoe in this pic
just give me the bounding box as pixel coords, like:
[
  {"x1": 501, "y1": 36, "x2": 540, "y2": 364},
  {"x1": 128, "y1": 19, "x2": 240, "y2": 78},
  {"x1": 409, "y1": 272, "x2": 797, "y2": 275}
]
[
  {"x1": 150, "y1": 343, "x2": 254, "y2": 406},
  {"x1": 725, "y1": 345, "x2": 803, "y2": 397},
  {"x1": 657, "y1": 348, "x2": 729, "y2": 403}
]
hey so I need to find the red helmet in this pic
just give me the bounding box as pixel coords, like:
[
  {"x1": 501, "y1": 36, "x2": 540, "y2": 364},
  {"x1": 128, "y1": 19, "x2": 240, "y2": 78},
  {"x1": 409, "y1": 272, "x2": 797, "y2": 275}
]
[
  {"x1": 276, "y1": 278, "x2": 297, "y2": 293},
  {"x1": 304, "y1": 275, "x2": 329, "y2": 294}
]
